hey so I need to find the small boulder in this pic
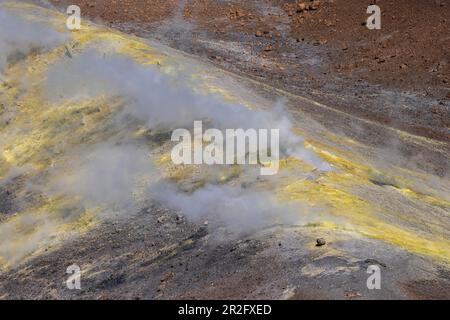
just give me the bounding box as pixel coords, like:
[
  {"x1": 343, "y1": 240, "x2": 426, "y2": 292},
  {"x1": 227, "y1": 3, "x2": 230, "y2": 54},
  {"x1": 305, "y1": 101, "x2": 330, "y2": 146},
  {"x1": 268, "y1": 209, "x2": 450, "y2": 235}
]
[
  {"x1": 297, "y1": 3, "x2": 307, "y2": 11},
  {"x1": 316, "y1": 238, "x2": 326, "y2": 246},
  {"x1": 310, "y1": 0, "x2": 321, "y2": 10}
]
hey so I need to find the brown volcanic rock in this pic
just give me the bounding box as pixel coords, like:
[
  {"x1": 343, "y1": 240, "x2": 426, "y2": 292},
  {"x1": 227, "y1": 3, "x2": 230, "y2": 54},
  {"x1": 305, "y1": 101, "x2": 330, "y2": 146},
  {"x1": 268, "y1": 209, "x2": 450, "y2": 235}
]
[{"x1": 46, "y1": 0, "x2": 450, "y2": 141}]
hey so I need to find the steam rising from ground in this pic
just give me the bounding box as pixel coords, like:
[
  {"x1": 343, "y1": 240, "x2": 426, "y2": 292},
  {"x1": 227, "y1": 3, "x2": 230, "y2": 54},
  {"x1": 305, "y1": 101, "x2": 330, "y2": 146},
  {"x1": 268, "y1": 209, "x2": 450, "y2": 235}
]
[
  {"x1": 0, "y1": 7, "x2": 68, "y2": 74},
  {"x1": 49, "y1": 144, "x2": 155, "y2": 208},
  {"x1": 42, "y1": 47, "x2": 332, "y2": 233},
  {"x1": 153, "y1": 183, "x2": 311, "y2": 233},
  {"x1": 46, "y1": 49, "x2": 330, "y2": 166},
  {"x1": 0, "y1": 6, "x2": 329, "y2": 266},
  {"x1": 43, "y1": 48, "x2": 332, "y2": 229},
  {"x1": 0, "y1": 212, "x2": 59, "y2": 266}
]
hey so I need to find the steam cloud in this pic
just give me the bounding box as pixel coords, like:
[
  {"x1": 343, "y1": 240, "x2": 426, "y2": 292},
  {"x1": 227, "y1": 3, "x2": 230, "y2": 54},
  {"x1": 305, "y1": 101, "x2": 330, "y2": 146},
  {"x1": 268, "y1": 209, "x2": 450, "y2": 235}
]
[
  {"x1": 153, "y1": 183, "x2": 310, "y2": 233},
  {"x1": 0, "y1": 7, "x2": 69, "y2": 74},
  {"x1": 43, "y1": 47, "x2": 330, "y2": 233},
  {"x1": 48, "y1": 144, "x2": 155, "y2": 209},
  {"x1": 0, "y1": 5, "x2": 328, "y2": 257},
  {"x1": 46, "y1": 49, "x2": 331, "y2": 168},
  {"x1": 0, "y1": 212, "x2": 59, "y2": 267}
]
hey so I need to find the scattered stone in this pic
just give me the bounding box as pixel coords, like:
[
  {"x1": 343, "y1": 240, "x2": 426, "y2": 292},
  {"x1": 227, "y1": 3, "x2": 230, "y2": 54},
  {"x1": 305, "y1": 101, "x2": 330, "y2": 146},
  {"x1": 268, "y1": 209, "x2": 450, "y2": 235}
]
[
  {"x1": 297, "y1": 3, "x2": 307, "y2": 12},
  {"x1": 310, "y1": 0, "x2": 321, "y2": 10},
  {"x1": 255, "y1": 30, "x2": 263, "y2": 37},
  {"x1": 158, "y1": 271, "x2": 174, "y2": 290},
  {"x1": 364, "y1": 259, "x2": 387, "y2": 268},
  {"x1": 316, "y1": 238, "x2": 326, "y2": 246},
  {"x1": 345, "y1": 291, "x2": 362, "y2": 298},
  {"x1": 157, "y1": 216, "x2": 165, "y2": 223}
]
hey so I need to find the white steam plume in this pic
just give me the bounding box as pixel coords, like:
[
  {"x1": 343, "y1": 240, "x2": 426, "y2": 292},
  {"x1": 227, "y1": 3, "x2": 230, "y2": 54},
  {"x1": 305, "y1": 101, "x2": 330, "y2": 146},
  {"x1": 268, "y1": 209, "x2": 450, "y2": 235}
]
[
  {"x1": 0, "y1": 7, "x2": 69, "y2": 74},
  {"x1": 152, "y1": 183, "x2": 312, "y2": 234},
  {"x1": 48, "y1": 144, "x2": 155, "y2": 209},
  {"x1": 42, "y1": 48, "x2": 330, "y2": 233},
  {"x1": 45, "y1": 49, "x2": 331, "y2": 169}
]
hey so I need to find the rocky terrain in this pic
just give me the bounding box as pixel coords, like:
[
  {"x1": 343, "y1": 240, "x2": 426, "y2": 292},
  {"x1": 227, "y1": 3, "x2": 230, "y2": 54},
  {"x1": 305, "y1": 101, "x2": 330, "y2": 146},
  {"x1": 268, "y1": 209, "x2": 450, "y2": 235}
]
[
  {"x1": 45, "y1": 0, "x2": 450, "y2": 142},
  {"x1": 0, "y1": 1, "x2": 448, "y2": 300}
]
